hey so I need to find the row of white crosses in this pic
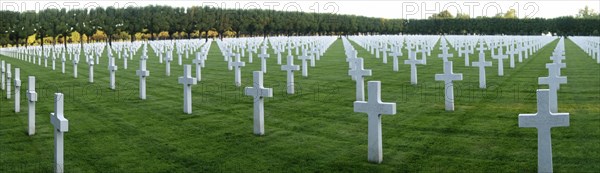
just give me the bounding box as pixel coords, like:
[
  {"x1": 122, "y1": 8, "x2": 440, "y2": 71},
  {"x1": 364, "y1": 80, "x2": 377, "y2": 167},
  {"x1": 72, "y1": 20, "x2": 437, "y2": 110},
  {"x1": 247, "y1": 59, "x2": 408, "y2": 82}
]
[
  {"x1": 570, "y1": 36, "x2": 600, "y2": 63},
  {"x1": 0, "y1": 60, "x2": 67, "y2": 173},
  {"x1": 342, "y1": 36, "x2": 397, "y2": 163},
  {"x1": 519, "y1": 37, "x2": 569, "y2": 173}
]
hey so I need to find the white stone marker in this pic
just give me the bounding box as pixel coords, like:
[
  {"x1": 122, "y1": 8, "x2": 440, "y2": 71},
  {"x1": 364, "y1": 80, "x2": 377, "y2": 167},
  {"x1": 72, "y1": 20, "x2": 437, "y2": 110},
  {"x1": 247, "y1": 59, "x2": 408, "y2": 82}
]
[
  {"x1": 123, "y1": 51, "x2": 128, "y2": 70},
  {"x1": 50, "y1": 93, "x2": 69, "y2": 173},
  {"x1": 61, "y1": 53, "x2": 66, "y2": 73},
  {"x1": 349, "y1": 58, "x2": 372, "y2": 101},
  {"x1": 281, "y1": 54, "x2": 300, "y2": 94},
  {"x1": 538, "y1": 63, "x2": 567, "y2": 113},
  {"x1": 245, "y1": 71, "x2": 273, "y2": 135},
  {"x1": 492, "y1": 46, "x2": 508, "y2": 76},
  {"x1": 258, "y1": 46, "x2": 270, "y2": 74},
  {"x1": 178, "y1": 65, "x2": 197, "y2": 114},
  {"x1": 390, "y1": 47, "x2": 401, "y2": 72},
  {"x1": 27, "y1": 77, "x2": 37, "y2": 135},
  {"x1": 472, "y1": 44, "x2": 492, "y2": 89},
  {"x1": 298, "y1": 50, "x2": 311, "y2": 77},
  {"x1": 354, "y1": 81, "x2": 396, "y2": 163},
  {"x1": 1, "y1": 60, "x2": 4, "y2": 91},
  {"x1": 230, "y1": 54, "x2": 246, "y2": 87},
  {"x1": 165, "y1": 53, "x2": 172, "y2": 76},
  {"x1": 508, "y1": 45, "x2": 516, "y2": 68},
  {"x1": 518, "y1": 89, "x2": 569, "y2": 173},
  {"x1": 438, "y1": 43, "x2": 453, "y2": 62},
  {"x1": 14, "y1": 68, "x2": 21, "y2": 112},
  {"x1": 136, "y1": 54, "x2": 150, "y2": 100},
  {"x1": 72, "y1": 56, "x2": 79, "y2": 78},
  {"x1": 404, "y1": 51, "x2": 423, "y2": 85},
  {"x1": 6, "y1": 63, "x2": 11, "y2": 99},
  {"x1": 108, "y1": 57, "x2": 118, "y2": 90},
  {"x1": 88, "y1": 56, "x2": 94, "y2": 83},
  {"x1": 192, "y1": 52, "x2": 203, "y2": 82},
  {"x1": 435, "y1": 61, "x2": 463, "y2": 111}
]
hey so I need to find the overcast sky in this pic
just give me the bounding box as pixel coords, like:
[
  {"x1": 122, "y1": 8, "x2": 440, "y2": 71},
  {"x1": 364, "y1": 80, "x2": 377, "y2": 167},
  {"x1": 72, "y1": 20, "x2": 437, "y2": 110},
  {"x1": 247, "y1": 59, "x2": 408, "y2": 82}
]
[{"x1": 1, "y1": 0, "x2": 598, "y2": 19}]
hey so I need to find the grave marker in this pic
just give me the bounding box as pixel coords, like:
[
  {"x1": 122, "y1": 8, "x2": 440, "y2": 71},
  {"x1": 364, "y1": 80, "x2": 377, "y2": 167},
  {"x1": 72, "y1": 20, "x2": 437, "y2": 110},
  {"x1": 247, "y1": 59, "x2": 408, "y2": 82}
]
[
  {"x1": 244, "y1": 71, "x2": 273, "y2": 135},
  {"x1": 518, "y1": 89, "x2": 569, "y2": 173},
  {"x1": 354, "y1": 81, "x2": 396, "y2": 163}
]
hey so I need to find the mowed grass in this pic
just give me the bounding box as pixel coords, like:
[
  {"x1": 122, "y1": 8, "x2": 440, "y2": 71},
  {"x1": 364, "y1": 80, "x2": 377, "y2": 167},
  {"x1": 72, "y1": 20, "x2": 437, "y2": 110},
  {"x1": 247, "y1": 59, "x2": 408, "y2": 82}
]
[{"x1": 0, "y1": 38, "x2": 598, "y2": 172}]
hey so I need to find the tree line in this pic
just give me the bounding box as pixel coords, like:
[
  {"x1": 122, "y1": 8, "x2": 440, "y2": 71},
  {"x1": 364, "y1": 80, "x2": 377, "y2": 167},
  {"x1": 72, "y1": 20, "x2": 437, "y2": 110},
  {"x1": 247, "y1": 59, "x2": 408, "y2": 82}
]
[{"x1": 0, "y1": 5, "x2": 598, "y2": 47}]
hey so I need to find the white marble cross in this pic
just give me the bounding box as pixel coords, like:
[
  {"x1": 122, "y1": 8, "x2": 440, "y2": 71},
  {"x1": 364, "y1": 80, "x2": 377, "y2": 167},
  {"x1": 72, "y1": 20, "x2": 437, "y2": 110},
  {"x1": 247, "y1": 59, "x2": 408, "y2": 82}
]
[
  {"x1": 6, "y1": 63, "x2": 11, "y2": 99},
  {"x1": 61, "y1": 53, "x2": 66, "y2": 73},
  {"x1": 420, "y1": 44, "x2": 428, "y2": 65},
  {"x1": 390, "y1": 47, "x2": 401, "y2": 72},
  {"x1": 492, "y1": 46, "x2": 508, "y2": 76},
  {"x1": 14, "y1": 68, "x2": 21, "y2": 113},
  {"x1": 258, "y1": 46, "x2": 270, "y2": 74},
  {"x1": 72, "y1": 55, "x2": 79, "y2": 78},
  {"x1": 247, "y1": 46, "x2": 254, "y2": 63},
  {"x1": 27, "y1": 76, "x2": 37, "y2": 136},
  {"x1": 178, "y1": 65, "x2": 197, "y2": 114},
  {"x1": 438, "y1": 43, "x2": 453, "y2": 62},
  {"x1": 435, "y1": 61, "x2": 463, "y2": 111},
  {"x1": 404, "y1": 50, "x2": 423, "y2": 85},
  {"x1": 354, "y1": 81, "x2": 396, "y2": 164},
  {"x1": 108, "y1": 57, "x2": 118, "y2": 90},
  {"x1": 298, "y1": 50, "x2": 311, "y2": 77},
  {"x1": 381, "y1": 44, "x2": 389, "y2": 64},
  {"x1": 518, "y1": 89, "x2": 569, "y2": 173},
  {"x1": 538, "y1": 63, "x2": 567, "y2": 113},
  {"x1": 472, "y1": 44, "x2": 492, "y2": 89},
  {"x1": 165, "y1": 52, "x2": 172, "y2": 76},
  {"x1": 136, "y1": 53, "x2": 150, "y2": 100},
  {"x1": 50, "y1": 93, "x2": 69, "y2": 173},
  {"x1": 245, "y1": 71, "x2": 273, "y2": 135},
  {"x1": 1, "y1": 60, "x2": 4, "y2": 91},
  {"x1": 192, "y1": 52, "x2": 203, "y2": 82},
  {"x1": 281, "y1": 54, "x2": 300, "y2": 94},
  {"x1": 507, "y1": 44, "x2": 516, "y2": 68},
  {"x1": 229, "y1": 54, "x2": 246, "y2": 87},
  {"x1": 88, "y1": 56, "x2": 94, "y2": 83},
  {"x1": 123, "y1": 50, "x2": 128, "y2": 69},
  {"x1": 349, "y1": 58, "x2": 372, "y2": 101}
]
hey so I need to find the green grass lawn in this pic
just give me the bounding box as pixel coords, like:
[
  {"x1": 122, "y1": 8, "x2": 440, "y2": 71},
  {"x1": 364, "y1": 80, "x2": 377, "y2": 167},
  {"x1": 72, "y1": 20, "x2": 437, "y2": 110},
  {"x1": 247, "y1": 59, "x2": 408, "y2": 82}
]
[{"x1": 0, "y1": 38, "x2": 598, "y2": 172}]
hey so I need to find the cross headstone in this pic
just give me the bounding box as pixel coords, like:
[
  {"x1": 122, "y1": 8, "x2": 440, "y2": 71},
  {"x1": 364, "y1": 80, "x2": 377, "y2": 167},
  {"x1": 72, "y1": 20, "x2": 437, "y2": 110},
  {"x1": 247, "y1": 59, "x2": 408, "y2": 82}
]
[
  {"x1": 435, "y1": 61, "x2": 463, "y2": 111},
  {"x1": 438, "y1": 43, "x2": 453, "y2": 62},
  {"x1": 61, "y1": 53, "x2": 66, "y2": 73},
  {"x1": 245, "y1": 71, "x2": 273, "y2": 135},
  {"x1": 492, "y1": 47, "x2": 508, "y2": 76},
  {"x1": 123, "y1": 50, "x2": 128, "y2": 69},
  {"x1": 165, "y1": 52, "x2": 172, "y2": 76},
  {"x1": 14, "y1": 68, "x2": 21, "y2": 112},
  {"x1": 247, "y1": 45, "x2": 254, "y2": 63},
  {"x1": 348, "y1": 58, "x2": 372, "y2": 101},
  {"x1": 518, "y1": 89, "x2": 569, "y2": 173},
  {"x1": 72, "y1": 55, "x2": 79, "y2": 78},
  {"x1": 258, "y1": 46, "x2": 270, "y2": 74},
  {"x1": 404, "y1": 50, "x2": 423, "y2": 85},
  {"x1": 1, "y1": 60, "x2": 5, "y2": 91},
  {"x1": 50, "y1": 93, "x2": 69, "y2": 173},
  {"x1": 229, "y1": 54, "x2": 246, "y2": 87},
  {"x1": 538, "y1": 63, "x2": 567, "y2": 113},
  {"x1": 192, "y1": 52, "x2": 203, "y2": 82},
  {"x1": 88, "y1": 56, "x2": 94, "y2": 83},
  {"x1": 108, "y1": 57, "x2": 118, "y2": 90},
  {"x1": 472, "y1": 44, "x2": 492, "y2": 89},
  {"x1": 298, "y1": 50, "x2": 311, "y2": 77},
  {"x1": 136, "y1": 54, "x2": 150, "y2": 100},
  {"x1": 6, "y1": 63, "x2": 11, "y2": 99},
  {"x1": 390, "y1": 47, "x2": 401, "y2": 72},
  {"x1": 178, "y1": 65, "x2": 197, "y2": 114},
  {"x1": 353, "y1": 81, "x2": 396, "y2": 163},
  {"x1": 281, "y1": 54, "x2": 300, "y2": 94}
]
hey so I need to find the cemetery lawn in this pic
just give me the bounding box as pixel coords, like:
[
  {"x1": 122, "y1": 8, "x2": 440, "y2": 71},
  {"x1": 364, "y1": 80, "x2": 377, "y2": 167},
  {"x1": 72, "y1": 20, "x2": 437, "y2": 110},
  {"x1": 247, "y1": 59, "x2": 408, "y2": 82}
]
[{"x1": 0, "y1": 38, "x2": 598, "y2": 172}]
